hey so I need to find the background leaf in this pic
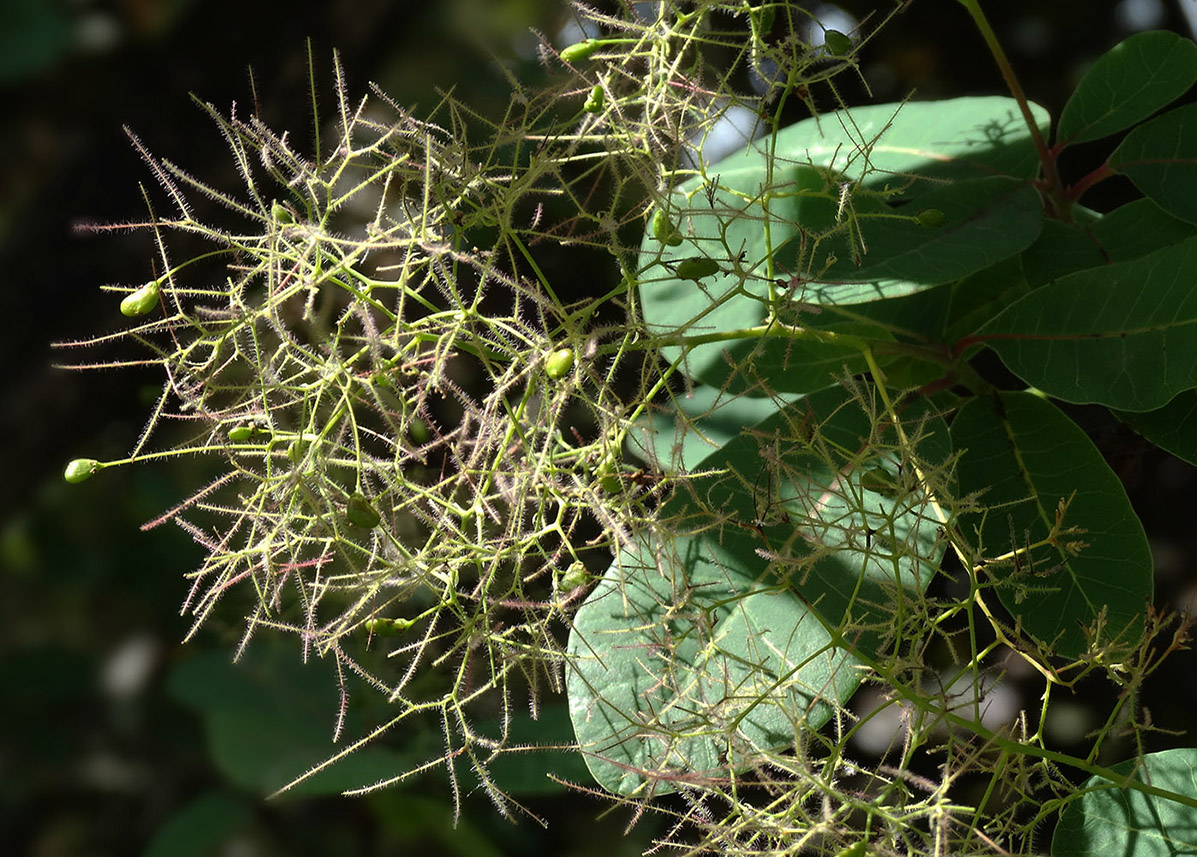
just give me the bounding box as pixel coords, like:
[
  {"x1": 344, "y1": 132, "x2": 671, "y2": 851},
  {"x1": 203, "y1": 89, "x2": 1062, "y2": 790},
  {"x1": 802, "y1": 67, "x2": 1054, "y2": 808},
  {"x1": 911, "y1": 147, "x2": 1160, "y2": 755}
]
[
  {"x1": 951, "y1": 392, "x2": 1152, "y2": 658},
  {"x1": 1057, "y1": 30, "x2": 1197, "y2": 146},
  {"x1": 142, "y1": 792, "x2": 252, "y2": 857},
  {"x1": 1110, "y1": 103, "x2": 1197, "y2": 225},
  {"x1": 168, "y1": 641, "x2": 424, "y2": 797}
]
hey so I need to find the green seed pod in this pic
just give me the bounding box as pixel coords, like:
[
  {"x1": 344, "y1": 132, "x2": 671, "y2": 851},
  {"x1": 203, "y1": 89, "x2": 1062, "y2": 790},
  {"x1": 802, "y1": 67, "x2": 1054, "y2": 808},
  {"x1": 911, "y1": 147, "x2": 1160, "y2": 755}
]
[
  {"x1": 824, "y1": 29, "x2": 853, "y2": 56},
  {"x1": 595, "y1": 461, "x2": 622, "y2": 494},
  {"x1": 408, "y1": 418, "x2": 431, "y2": 445},
  {"x1": 346, "y1": 493, "x2": 381, "y2": 529},
  {"x1": 120, "y1": 281, "x2": 160, "y2": 317},
  {"x1": 286, "y1": 434, "x2": 318, "y2": 464},
  {"x1": 229, "y1": 423, "x2": 270, "y2": 443},
  {"x1": 544, "y1": 347, "x2": 575, "y2": 380},
  {"x1": 583, "y1": 84, "x2": 605, "y2": 114},
  {"x1": 561, "y1": 39, "x2": 601, "y2": 63},
  {"x1": 860, "y1": 466, "x2": 901, "y2": 498},
  {"x1": 559, "y1": 561, "x2": 591, "y2": 591},
  {"x1": 651, "y1": 208, "x2": 683, "y2": 246},
  {"x1": 270, "y1": 201, "x2": 294, "y2": 224},
  {"x1": 64, "y1": 458, "x2": 99, "y2": 484},
  {"x1": 365, "y1": 616, "x2": 414, "y2": 637},
  {"x1": 916, "y1": 208, "x2": 946, "y2": 227},
  {"x1": 675, "y1": 257, "x2": 721, "y2": 281}
]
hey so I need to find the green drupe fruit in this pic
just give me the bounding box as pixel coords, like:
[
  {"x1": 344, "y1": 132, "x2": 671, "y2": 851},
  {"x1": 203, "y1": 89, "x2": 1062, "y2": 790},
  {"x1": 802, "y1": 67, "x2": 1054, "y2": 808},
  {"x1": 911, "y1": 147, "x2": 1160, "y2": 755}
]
[
  {"x1": 365, "y1": 616, "x2": 415, "y2": 636},
  {"x1": 64, "y1": 458, "x2": 100, "y2": 484},
  {"x1": 346, "y1": 493, "x2": 382, "y2": 529},
  {"x1": 916, "y1": 208, "x2": 946, "y2": 227},
  {"x1": 120, "y1": 281, "x2": 160, "y2": 317},
  {"x1": 561, "y1": 39, "x2": 601, "y2": 63},
  {"x1": 675, "y1": 257, "x2": 721, "y2": 281},
  {"x1": 545, "y1": 347, "x2": 576, "y2": 380},
  {"x1": 651, "y1": 208, "x2": 684, "y2": 246},
  {"x1": 583, "y1": 84, "x2": 605, "y2": 114}
]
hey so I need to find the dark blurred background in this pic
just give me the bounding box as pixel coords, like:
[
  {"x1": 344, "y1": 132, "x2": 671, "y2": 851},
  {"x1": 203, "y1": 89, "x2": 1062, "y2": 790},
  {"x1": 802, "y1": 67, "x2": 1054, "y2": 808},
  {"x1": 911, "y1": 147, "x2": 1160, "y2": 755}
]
[{"x1": 3, "y1": 1, "x2": 1196, "y2": 855}]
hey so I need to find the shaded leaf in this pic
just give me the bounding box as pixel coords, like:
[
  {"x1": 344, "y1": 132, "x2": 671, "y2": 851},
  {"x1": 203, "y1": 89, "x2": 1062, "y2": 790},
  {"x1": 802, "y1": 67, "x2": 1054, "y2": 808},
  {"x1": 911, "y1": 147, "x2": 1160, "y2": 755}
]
[
  {"x1": 1020, "y1": 219, "x2": 1105, "y2": 289},
  {"x1": 168, "y1": 642, "x2": 424, "y2": 797},
  {"x1": 951, "y1": 393, "x2": 1152, "y2": 659},
  {"x1": 1092, "y1": 198, "x2": 1197, "y2": 262},
  {"x1": 640, "y1": 98, "x2": 1048, "y2": 393},
  {"x1": 1117, "y1": 389, "x2": 1197, "y2": 466},
  {"x1": 978, "y1": 236, "x2": 1197, "y2": 411},
  {"x1": 1110, "y1": 103, "x2": 1197, "y2": 225}
]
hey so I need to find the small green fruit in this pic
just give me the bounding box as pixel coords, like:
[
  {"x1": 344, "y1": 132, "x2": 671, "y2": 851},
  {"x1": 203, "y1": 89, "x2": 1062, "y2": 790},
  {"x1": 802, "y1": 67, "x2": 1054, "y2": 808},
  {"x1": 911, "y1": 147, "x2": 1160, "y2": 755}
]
[
  {"x1": 675, "y1": 257, "x2": 721, "y2": 281},
  {"x1": 346, "y1": 493, "x2": 382, "y2": 529},
  {"x1": 595, "y1": 461, "x2": 622, "y2": 494},
  {"x1": 271, "y1": 201, "x2": 294, "y2": 223},
  {"x1": 583, "y1": 84, "x2": 605, "y2": 114},
  {"x1": 834, "y1": 842, "x2": 868, "y2": 857},
  {"x1": 286, "y1": 434, "x2": 318, "y2": 463},
  {"x1": 120, "y1": 281, "x2": 160, "y2": 317},
  {"x1": 824, "y1": 29, "x2": 853, "y2": 56},
  {"x1": 651, "y1": 208, "x2": 683, "y2": 246},
  {"x1": 561, "y1": 39, "x2": 601, "y2": 63},
  {"x1": 544, "y1": 347, "x2": 575, "y2": 380},
  {"x1": 408, "y1": 418, "x2": 431, "y2": 445},
  {"x1": 860, "y1": 466, "x2": 902, "y2": 498},
  {"x1": 365, "y1": 616, "x2": 414, "y2": 636},
  {"x1": 64, "y1": 458, "x2": 99, "y2": 484},
  {"x1": 559, "y1": 561, "x2": 591, "y2": 591},
  {"x1": 228, "y1": 426, "x2": 253, "y2": 442},
  {"x1": 916, "y1": 208, "x2": 946, "y2": 227}
]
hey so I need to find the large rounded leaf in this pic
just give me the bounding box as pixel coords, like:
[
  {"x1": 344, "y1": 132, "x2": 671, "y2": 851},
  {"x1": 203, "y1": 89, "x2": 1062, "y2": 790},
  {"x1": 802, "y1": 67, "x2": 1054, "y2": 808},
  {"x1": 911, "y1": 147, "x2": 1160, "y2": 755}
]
[
  {"x1": 1052, "y1": 748, "x2": 1197, "y2": 856},
  {"x1": 567, "y1": 535, "x2": 853, "y2": 797},
  {"x1": 640, "y1": 98, "x2": 1047, "y2": 392},
  {"x1": 568, "y1": 386, "x2": 952, "y2": 795}
]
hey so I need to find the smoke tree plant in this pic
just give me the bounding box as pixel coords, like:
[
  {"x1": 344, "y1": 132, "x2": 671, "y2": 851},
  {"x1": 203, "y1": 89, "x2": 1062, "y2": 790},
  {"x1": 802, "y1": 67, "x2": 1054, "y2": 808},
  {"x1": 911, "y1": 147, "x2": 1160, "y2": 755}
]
[{"x1": 60, "y1": 2, "x2": 1197, "y2": 855}]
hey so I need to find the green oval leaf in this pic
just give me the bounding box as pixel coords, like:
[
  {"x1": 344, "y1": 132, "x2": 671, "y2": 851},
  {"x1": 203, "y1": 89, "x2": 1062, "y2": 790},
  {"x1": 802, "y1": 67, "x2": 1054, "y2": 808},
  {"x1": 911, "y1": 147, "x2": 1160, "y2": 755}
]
[
  {"x1": 1057, "y1": 30, "x2": 1197, "y2": 147},
  {"x1": 979, "y1": 236, "x2": 1197, "y2": 411},
  {"x1": 951, "y1": 392, "x2": 1152, "y2": 659}
]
